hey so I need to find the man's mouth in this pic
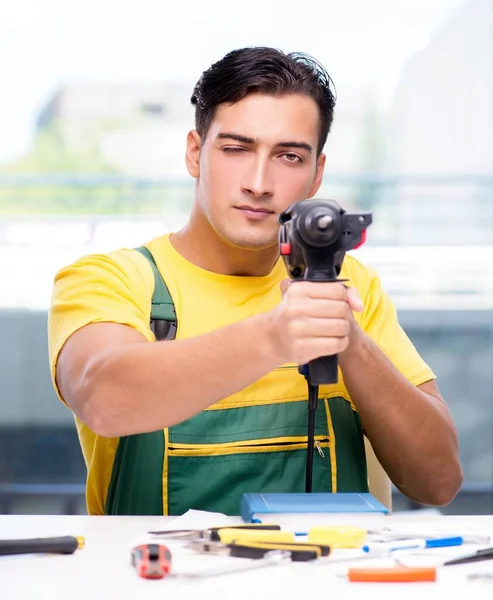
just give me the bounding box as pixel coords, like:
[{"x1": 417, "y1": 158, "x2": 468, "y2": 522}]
[
  {"x1": 235, "y1": 205, "x2": 274, "y2": 213},
  {"x1": 235, "y1": 205, "x2": 275, "y2": 221}
]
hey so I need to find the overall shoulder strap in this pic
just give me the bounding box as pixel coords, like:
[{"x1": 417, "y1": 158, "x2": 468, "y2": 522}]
[{"x1": 134, "y1": 246, "x2": 177, "y2": 341}]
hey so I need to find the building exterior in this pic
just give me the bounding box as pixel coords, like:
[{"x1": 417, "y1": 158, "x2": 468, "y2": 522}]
[
  {"x1": 36, "y1": 82, "x2": 195, "y2": 177},
  {"x1": 387, "y1": 0, "x2": 492, "y2": 176},
  {"x1": 382, "y1": 0, "x2": 493, "y2": 245}
]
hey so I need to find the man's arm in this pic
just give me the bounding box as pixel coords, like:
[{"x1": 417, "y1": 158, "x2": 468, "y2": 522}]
[
  {"x1": 51, "y1": 250, "x2": 285, "y2": 437},
  {"x1": 56, "y1": 318, "x2": 281, "y2": 438},
  {"x1": 55, "y1": 280, "x2": 360, "y2": 438},
  {"x1": 339, "y1": 321, "x2": 462, "y2": 507}
]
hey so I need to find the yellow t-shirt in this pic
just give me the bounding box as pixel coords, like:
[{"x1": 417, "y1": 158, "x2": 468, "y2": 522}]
[{"x1": 48, "y1": 233, "x2": 434, "y2": 513}]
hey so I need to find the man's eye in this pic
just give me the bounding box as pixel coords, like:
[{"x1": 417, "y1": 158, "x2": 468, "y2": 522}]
[
  {"x1": 283, "y1": 153, "x2": 302, "y2": 163},
  {"x1": 223, "y1": 147, "x2": 246, "y2": 153}
]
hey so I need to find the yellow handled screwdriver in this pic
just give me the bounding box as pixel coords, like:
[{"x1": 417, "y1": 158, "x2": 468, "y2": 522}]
[{"x1": 0, "y1": 536, "x2": 85, "y2": 556}]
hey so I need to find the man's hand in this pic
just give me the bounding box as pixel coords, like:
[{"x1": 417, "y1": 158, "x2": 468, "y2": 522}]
[{"x1": 269, "y1": 279, "x2": 364, "y2": 365}]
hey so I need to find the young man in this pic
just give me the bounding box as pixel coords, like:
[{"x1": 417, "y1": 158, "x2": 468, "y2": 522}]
[{"x1": 48, "y1": 47, "x2": 462, "y2": 516}]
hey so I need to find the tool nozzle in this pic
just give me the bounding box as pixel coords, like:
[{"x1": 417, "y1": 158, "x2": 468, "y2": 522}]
[{"x1": 317, "y1": 215, "x2": 334, "y2": 229}]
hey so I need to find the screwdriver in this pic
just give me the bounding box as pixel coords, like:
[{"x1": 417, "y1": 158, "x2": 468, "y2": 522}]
[{"x1": 0, "y1": 535, "x2": 84, "y2": 556}]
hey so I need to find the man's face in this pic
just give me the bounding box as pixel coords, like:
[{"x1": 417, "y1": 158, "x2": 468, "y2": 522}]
[{"x1": 186, "y1": 93, "x2": 326, "y2": 251}]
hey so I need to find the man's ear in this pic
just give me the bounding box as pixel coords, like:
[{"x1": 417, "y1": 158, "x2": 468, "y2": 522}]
[
  {"x1": 185, "y1": 130, "x2": 201, "y2": 178},
  {"x1": 307, "y1": 153, "x2": 326, "y2": 198}
]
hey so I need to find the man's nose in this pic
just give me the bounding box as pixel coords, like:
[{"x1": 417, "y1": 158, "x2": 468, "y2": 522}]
[{"x1": 241, "y1": 157, "x2": 274, "y2": 198}]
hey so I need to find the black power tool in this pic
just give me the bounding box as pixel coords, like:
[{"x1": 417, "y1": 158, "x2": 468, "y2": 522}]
[{"x1": 278, "y1": 199, "x2": 372, "y2": 491}]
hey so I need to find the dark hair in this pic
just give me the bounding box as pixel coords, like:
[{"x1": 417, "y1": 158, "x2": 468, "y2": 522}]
[{"x1": 191, "y1": 47, "x2": 336, "y2": 155}]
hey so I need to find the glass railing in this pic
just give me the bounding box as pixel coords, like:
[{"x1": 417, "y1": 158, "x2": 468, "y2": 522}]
[{"x1": 0, "y1": 174, "x2": 492, "y2": 310}]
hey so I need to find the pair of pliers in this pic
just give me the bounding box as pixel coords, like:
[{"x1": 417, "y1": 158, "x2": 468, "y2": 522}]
[
  {"x1": 186, "y1": 539, "x2": 331, "y2": 562},
  {"x1": 148, "y1": 523, "x2": 281, "y2": 542}
]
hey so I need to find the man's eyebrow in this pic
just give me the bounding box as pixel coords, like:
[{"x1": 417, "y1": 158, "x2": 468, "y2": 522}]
[
  {"x1": 217, "y1": 133, "x2": 255, "y2": 144},
  {"x1": 217, "y1": 132, "x2": 313, "y2": 153},
  {"x1": 277, "y1": 141, "x2": 313, "y2": 153}
]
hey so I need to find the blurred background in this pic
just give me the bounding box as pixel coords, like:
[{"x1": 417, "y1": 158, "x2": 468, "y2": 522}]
[{"x1": 0, "y1": 0, "x2": 492, "y2": 516}]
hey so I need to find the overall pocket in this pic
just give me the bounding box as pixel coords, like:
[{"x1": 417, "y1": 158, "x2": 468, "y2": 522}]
[{"x1": 166, "y1": 435, "x2": 333, "y2": 516}]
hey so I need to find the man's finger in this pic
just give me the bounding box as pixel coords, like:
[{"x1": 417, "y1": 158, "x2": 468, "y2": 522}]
[
  {"x1": 347, "y1": 286, "x2": 364, "y2": 312},
  {"x1": 280, "y1": 278, "x2": 292, "y2": 295}
]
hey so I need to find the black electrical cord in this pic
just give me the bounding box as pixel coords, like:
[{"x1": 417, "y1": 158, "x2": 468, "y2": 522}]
[{"x1": 305, "y1": 383, "x2": 320, "y2": 493}]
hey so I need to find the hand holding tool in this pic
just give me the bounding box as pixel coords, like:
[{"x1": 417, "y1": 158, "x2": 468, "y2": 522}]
[
  {"x1": 278, "y1": 198, "x2": 371, "y2": 386},
  {"x1": 278, "y1": 198, "x2": 371, "y2": 492}
]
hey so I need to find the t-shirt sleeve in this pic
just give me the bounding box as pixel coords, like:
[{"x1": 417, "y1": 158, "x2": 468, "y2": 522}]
[
  {"x1": 48, "y1": 248, "x2": 155, "y2": 404},
  {"x1": 358, "y1": 269, "x2": 436, "y2": 386}
]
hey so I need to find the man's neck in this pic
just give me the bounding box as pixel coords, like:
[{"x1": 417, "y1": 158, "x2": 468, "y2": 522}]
[{"x1": 170, "y1": 217, "x2": 279, "y2": 277}]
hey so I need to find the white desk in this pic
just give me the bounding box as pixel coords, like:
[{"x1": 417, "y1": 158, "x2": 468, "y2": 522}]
[{"x1": 1, "y1": 513, "x2": 493, "y2": 599}]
